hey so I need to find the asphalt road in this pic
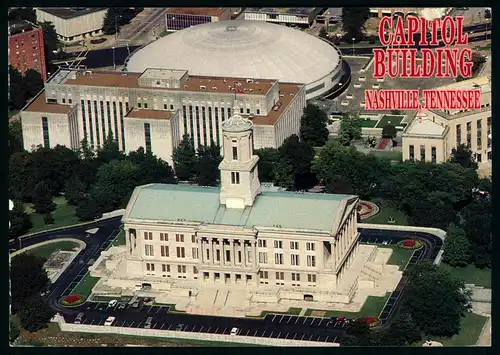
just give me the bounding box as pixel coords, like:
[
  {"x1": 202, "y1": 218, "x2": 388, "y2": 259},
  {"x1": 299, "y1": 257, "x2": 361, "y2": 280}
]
[{"x1": 11, "y1": 218, "x2": 443, "y2": 344}]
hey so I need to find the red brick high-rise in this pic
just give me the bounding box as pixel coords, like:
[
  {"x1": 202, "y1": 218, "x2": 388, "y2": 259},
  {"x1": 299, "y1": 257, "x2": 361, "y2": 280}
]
[{"x1": 9, "y1": 20, "x2": 47, "y2": 81}]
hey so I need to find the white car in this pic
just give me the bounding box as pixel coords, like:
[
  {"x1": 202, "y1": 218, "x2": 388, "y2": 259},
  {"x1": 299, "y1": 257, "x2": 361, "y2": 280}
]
[
  {"x1": 104, "y1": 316, "x2": 115, "y2": 326},
  {"x1": 230, "y1": 327, "x2": 240, "y2": 336},
  {"x1": 108, "y1": 299, "x2": 118, "y2": 307}
]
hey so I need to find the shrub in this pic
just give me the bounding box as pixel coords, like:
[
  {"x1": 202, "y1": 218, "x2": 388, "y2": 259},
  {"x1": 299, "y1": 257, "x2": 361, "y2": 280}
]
[
  {"x1": 403, "y1": 240, "x2": 416, "y2": 247},
  {"x1": 60, "y1": 294, "x2": 85, "y2": 306},
  {"x1": 398, "y1": 239, "x2": 423, "y2": 249},
  {"x1": 363, "y1": 316, "x2": 380, "y2": 327}
]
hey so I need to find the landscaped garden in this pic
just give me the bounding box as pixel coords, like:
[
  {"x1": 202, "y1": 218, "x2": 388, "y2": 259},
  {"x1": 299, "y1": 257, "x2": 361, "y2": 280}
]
[
  {"x1": 27, "y1": 240, "x2": 80, "y2": 260},
  {"x1": 304, "y1": 293, "x2": 390, "y2": 319},
  {"x1": 385, "y1": 246, "x2": 414, "y2": 270},
  {"x1": 71, "y1": 272, "x2": 100, "y2": 299},
  {"x1": 360, "y1": 119, "x2": 378, "y2": 128},
  {"x1": 363, "y1": 199, "x2": 408, "y2": 226},
  {"x1": 24, "y1": 197, "x2": 79, "y2": 235},
  {"x1": 439, "y1": 264, "x2": 491, "y2": 288},
  {"x1": 110, "y1": 230, "x2": 126, "y2": 247},
  {"x1": 375, "y1": 115, "x2": 404, "y2": 129}
]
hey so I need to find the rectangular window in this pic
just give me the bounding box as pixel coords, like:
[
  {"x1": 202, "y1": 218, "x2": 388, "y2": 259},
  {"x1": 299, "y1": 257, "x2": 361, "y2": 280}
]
[
  {"x1": 476, "y1": 153, "x2": 482, "y2": 163},
  {"x1": 274, "y1": 253, "x2": 283, "y2": 265},
  {"x1": 177, "y1": 265, "x2": 187, "y2": 273},
  {"x1": 164, "y1": 103, "x2": 167, "y2": 110},
  {"x1": 231, "y1": 172, "x2": 240, "y2": 184},
  {"x1": 275, "y1": 272, "x2": 284, "y2": 280},
  {"x1": 195, "y1": 106, "x2": 201, "y2": 147},
  {"x1": 119, "y1": 102, "x2": 125, "y2": 150},
  {"x1": 160, "y1": 233, "x2": 168, "y2": 241},
  {"x1": 175, "y1": 234, "x2": 184, "y2": 242},
  {"x1": 431, "y1": 146, "x2": 436, "y2": 163},
  {"x1": 191, "y1": 235, "x2": 196, "y2": 243},
  {"x1": 192, "y1": 248, "x2": 198, "y2": 259},
  {"x1": 161, "y1": 245, "x2": 169, "y2": 257},
  {"x1": 162, "y1": 264, "x2": 170, "y2": 273},
  {"x1": 260, "y1": 271, "x2": 268, "y2": 279},
  {"x1": 208, "y1": 106, "x2": 214, "y2": 144},
  {"x1": 176, "y1": 247, "x2": 185, "y2": 258},
  {"x1": 409, "y1": 145, "x2": 415, "y2": 161},
  {"x1": 215, "y1": 107, "x2": 220, "y2": 146},
  {"x1": 258, "y1": 252, "x2": 268, "y2": 264},
  {"x1": 258, "y1": 240, "x2": 267, "y2": 248},
  {"x1": 291, "y1": 254, "x2": 300, "y2": 266},
  {"x1": 487, "y1": 117, "x2": 491, "y2": 148},
  {"x1": 146, "y1": 263, "x2": 155, "y2": 272},
  {"x1": 238, "y1": 250, "x2": 242, "y2": 263},
  {"x1": 307, "y1": 255, "x2": 316, "y2": 267},
  {"x1": 87, "y1": 100, "x2": 94, "y2": 146},
  {"x1": 144, "y1": 232, "x2": 153, "y2": 240},
  {"x1": 41, "y1": 117, "x2": 50, "y2": 148},
  {"x1": 144, "y1": 122, "x2": 152, "y2": 153},
  {"x1": 193, "y1": 266, "x2": 198, "y2": 274},
  {"x1": 216, "y1": 249, "x2": 221, "y2": 261},
  {"x1": 456, "y1": 124, "x2": 462, "y2": 145},
  {"x1": 306, "y1": 242, "x2": 315, "y2": 251},
  {"x1": 274, "y1": 240, "x2": 283, "y2": 249},
  {"x1": 307, "y1": 274, "x2": 317, "y2": 283},
  {"x1": 93, "y1": 101, "x2": 100, "y2": 145},
  {"x1": 106, "y1": 101, "x2": 112, "y2": 138},
  {"x1": 202, "y1": 106, "x2": 208, "y2": 146},
  {"x1": 112, "y1": 102, "x2": 118, "y2": 145},
  {"x1": 81, "y1": 100, "x2": 87, "y2": 138},
  {"x1": 420, "y1": 145, "x2": 426, "y2": 161},
  {"x1": 182, "y1": 105, "x2": 188, "y2": 134},
  {"x1": 256, "y1": 109, "x2": 260, "y2": 115},
  {"x1": 145, "y1": 244, "x2": 154, "y2": 256},
  {"x1": 290, "y1": 241, "x2": 299, "y2": 250},
  {"x1": 226, "y1": 249, "x2": 231, "y2": 262},
  {"x1": 100, "y1": 101, "x2": 106, "y2": 141},
  {"x1": 292, "y1": 273, "x2": 301, "y2": 282},
  {"x1": 188, "y1": 105, "x2": 194, "y2": 135}
]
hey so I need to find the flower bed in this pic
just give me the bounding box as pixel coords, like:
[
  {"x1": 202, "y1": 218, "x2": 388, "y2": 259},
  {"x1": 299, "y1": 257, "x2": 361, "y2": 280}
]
[
  {"x1": 59, "y1": 294, "x2": 85, "y2": 307},
  {"x1": 397, "y1": 239, "x2": 423, "y2": 249},
  {"x1": 363, "y1": 316, "x2": 381, "y2": 328}
]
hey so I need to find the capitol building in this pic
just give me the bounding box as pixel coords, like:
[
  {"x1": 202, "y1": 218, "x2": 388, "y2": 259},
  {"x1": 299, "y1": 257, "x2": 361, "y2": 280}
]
[{"x1": 89, "y1": 110, "x2": 402, "y2": 316}]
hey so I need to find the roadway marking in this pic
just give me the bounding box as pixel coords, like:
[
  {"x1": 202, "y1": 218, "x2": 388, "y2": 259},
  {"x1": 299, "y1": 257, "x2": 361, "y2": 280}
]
[
  {"x1": 215, "y1": 327, "x2": 219, "y2": 333},
  {"x1": 148, "y1": 306, "x2": 153, "y2": 313},
  {"x1": 295, "y1": 317, "x2": 300, "y2": 324},
  {"x1": 325, "y1": 336, "x2": 329, "y2": 342},
  {"x1": 333, "y1": 336, "x2": 337, "y2": 343},
  {"x1": 130, "y1": 321, "x2": 134, "y2": 327},
  {"x1": 200, "y1": 326, "x2": 204, "y2": 332},
  {"x1": 293, "y1": 333, "x2": 297, "y2": 339},
  {"x1": 90, "y1": 319, "x2": 95, "y2": 325},
  {"x1": 287, "y1": 317, "x2": 293, "y2": 324},
  {"x1": 271, "y1": 314, "x2": 277, "y2": 322},
  {"x1": 160, "y1": 323, "x2": 165, "y2": 330},
  {"x1": 254, "y1": 330, "x2": 258, "y2": 336},
  {"x1": 269, "y1": 331, "x2": 273, "y2": 338},
  {"x1": 277, "y1": 332, "x2": 281, "y2": 338},
  {"x1": 279, "y1": 315, "x2": 284, "y2": 323},
  {"x1": 246, "y1": 329, "x2": 250, "y2": 336},
  {"x1": 167, "y1": 324, "x2": 172, "y2": 330},
  {"x1": 156, "y1": 306, "x2": 162, "y2": 313},
  {"x1": 121, "y1": 320, "x2": 126, "y2": 326},
  {"x1": 301, "y1": 334, "x2": 305, "y2": 340},
  {"x1": 262, "y1": 331, "x2": 265, "y2": 337},
  {"x1": 222, "y1": 328, "x2": 227, "y2": 334},
  {"x1": 303, "y1": 317, "x2": 309, "y2": 324},
  {"x1": 207, "y1": 327, "x2": 211, "y2": 332},
  {"x1": 318, "y1": 319, "x2": 324, "y2": 327},
  {"x1": 309, "y1": 334, "x2": 313, "y2": 341}
]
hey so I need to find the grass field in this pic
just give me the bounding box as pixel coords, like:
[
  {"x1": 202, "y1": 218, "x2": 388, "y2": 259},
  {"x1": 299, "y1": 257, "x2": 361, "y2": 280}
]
[
  {"x1": 360, "y1": 119, "x2": 378, "y2": 128},
  {"x1": 413, "y1": 313, "x2": 488, "y2": 346},
  {"x1": 24, "y1": 197, "x2": 79, "y2": 235},
  {"x1": 375, "y1": 115, "x2": 404, "y2": 128},
  {"x1": 304, "y1": 293, "x2": 390, "y2": 319},
  {"x1": 385, "y1": 246, "x2": 414, "y2": 270},
  {"x1": 110, "y1": 230, "x2": 126, "y2": 248},
  {"x1": 27, "y1": 241, "x2": 80, "y2": 260},
  {"x1": 368, "y1": 150, "x2": 403, "y2": 161},
  {"x1": 71, "y1": 272, "x2": 100, "y2": 299},
  {"x1": 440, "y1": 264, "x2": 491, "y2": 288},
  {"x1": 364, "y1": 199, "x2": 408, "y2": 226}
]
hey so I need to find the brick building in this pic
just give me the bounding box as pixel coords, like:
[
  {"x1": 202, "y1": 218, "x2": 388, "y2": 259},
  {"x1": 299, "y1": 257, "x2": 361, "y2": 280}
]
[{"x1": 8, "y1": 20, "x2": 47, "y2": 81}]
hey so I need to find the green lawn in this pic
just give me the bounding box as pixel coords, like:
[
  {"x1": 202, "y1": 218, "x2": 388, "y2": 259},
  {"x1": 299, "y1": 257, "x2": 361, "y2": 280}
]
[
  {"x1": 27, "y1": 241, "x2": 80, "y2": 260},
  {"x1": 368, "y1": 150, "x2": 403, "y2": 161},
  {"x1": 413, "y1": 313, "x2": 488, "y2": 346},
  {"x1": 360, "y1": 119, "x2": 378, "y2": 128},
  {"x1": 364, "y1": 199, "x2": 408, "y2": 226},
  {"x1": 375, "y1": 115, "x2": 404, "y2": 128},
  {"x1": 24, "y1": 197, "x2": 79, "y2": 235},
  {"x1": 110, "y1": 230, "x2": 126, "y2": 247},
  {"x1": 304, "y1": 293, "x2": 390, "y2": 318},
  {"x1": 9, "y1": 109, "x2": 20, "y2": 118},
  {"x1": 440, "y1": 264, "x2": 491, "y2": 288},
  {"x1": 71, "y1": 272, "x2": 100, "y2": 298},
  {"x1": 385, "y1": 246, "x2": 414, "y2": 270}
]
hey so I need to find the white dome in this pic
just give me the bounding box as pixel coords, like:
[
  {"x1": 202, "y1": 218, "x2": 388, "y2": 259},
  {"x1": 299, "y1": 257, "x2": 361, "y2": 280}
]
[{"x1": 127, "y1": 20, "x2": 343, "y2": 99}]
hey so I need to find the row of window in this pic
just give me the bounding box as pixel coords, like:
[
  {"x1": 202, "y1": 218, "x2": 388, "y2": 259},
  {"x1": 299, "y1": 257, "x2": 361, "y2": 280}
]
[
  {"x1": 408, "y1": 145, "x2": 437, "y2": 163},
  {"x1": 259, "y1": 253, "x2": 316, "y2": 267},
  {"x1": 258, "y1": 240, "x2": 316, "y2": 251},
  {"x1": 144, "y1": 232, "x2": 196, "y2": 243},
  {"x1": 259, "y1": 271, "x2": 317, "y2": 286},
  {"x1": 145, "y1": 263, "x2": 198, "y2": 278},
  {"x1": 456, "y1": 118, "x2": 492, "y2": 149}
]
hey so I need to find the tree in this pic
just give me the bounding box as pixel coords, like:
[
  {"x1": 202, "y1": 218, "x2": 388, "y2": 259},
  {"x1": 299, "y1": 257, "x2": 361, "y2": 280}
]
[
  {"x1": 254, "y1": 148, "x2": 279, "y2": 182},
  {"x1": 9, "y1": 200, "x2": 33, "y2": 239},
  {"x1": 443, "y1": 223, "x2": 471, "y2": 267},
  {"x1": 9, "y1": 7, "x2": 37, "y2": 23},
  {"x1": 274, "y1": 135, "x2": 316, "y2": 191},
  {"x1": 449, "y1": 143, "x2": 478, "y2": 170},
  {"x1": 9, "y1": 316, "x2": 20, "y2": 343},
  {"x1": 96, "y1": 132, "x2": 125, "y2": 164},
  {"x1": 22, "y1": 69, "x2": 44, "y2": 99},
  {"x1": 299, "y1": 104, "x2": 329, "y2": 147},
  {"x1": 341, "y1": 7, "x2": 370, "y2": 41},
  {"x1": 9, "y1": 121, "x2": 24, "y2": 157},
  {"x1": 471, "y1": 51, "x2": 486, "y2": 73},
  {"x1": 324, "y1": 172, "x2": 354, "y2": 194},
  {"x1": 460, "y1": 199, "x2": 491, "y2": 268},
  {"x1": 403, "y1": 262, "x2": 470, "y2": 337},
  {"x1": 9, "y1": 151, "x2": 36, "y2": 201},
  {"x1": 9, "y1": 65, "x2": 25, "y2": 109},
  {"x1": 484, "y1": 9, "x2": 491, "y2": 19},
  {"x1": 18, "y1": 295, "x2": 56, "y2": 333},
  {"x1": 385, "y1": 311, "x2": 422, "y2": 345},
  {"x1": 32, "y1": 181, "x2": 55, "y2": 214},
  {"x1": 10, "y1": 253, "x2": 50, "y2": 313},
  {"x1": 128, "y1": 147, "x2": 176, "y2": 185},
  {"x1": 102, "y1": 8, "x2": 134, "y2": 35},
  {"x1": 64, "y1": 177, "x2": 87, "y2": 206},
  {"x1": 319, "y1": 26, "x2": 328, "y2": 39},
  {"x1": 338, "y1": 112, "x2": 362, "y2": 146},
  {"x1": 38, "y1": 21, "x2": 60, "y2": 58},
  {"x1": 172, "y1": 134, "x2": 197, "y2": 181},
  {"x1": 409, "y1": 191, "x2": 457, "y2": 230},
  {"x1": 43, "y1": 212, "x2": 54, "y2": 225},
  {"x1": 75, "y1": 197, "x2": 102, "y2": 221},
  {"x1": 194, "y1": 143, "x2": 222, "y2": 186},
  {"x1": 382, "y1": 124, "x2": 397, "y2": 140}
]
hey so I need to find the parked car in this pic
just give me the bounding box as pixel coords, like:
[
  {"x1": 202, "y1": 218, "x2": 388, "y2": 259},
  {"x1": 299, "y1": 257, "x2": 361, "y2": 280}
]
[
  {"x1": 176, "y1": 324, "x2": 185, "y2": 331},
  {"x1": 117, "y1": 302, "x2": 126, "y2": 311},
  {"x1": 108, "y1": 299, "x2": 118, "y2": 307},
  {"x1": 144, "y1": 317, "x2": 153, "y2": 329},
  {"x1": 104, "y1": 316, "x2": 115, "y2": 326},
  {"x1": 230, "y1": 327, "x2": 240, "y2": 336},
  {"x1": 74, "y1": 313, "x2": 84, "y2": 324}
]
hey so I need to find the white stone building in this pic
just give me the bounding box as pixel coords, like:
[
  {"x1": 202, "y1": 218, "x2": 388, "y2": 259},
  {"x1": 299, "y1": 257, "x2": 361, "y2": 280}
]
[
  {"x1": 88, "y1": 112, "x2": 403, "y2": 316},
  {"x1": 20, "y1": 68, "x2": 306, "y2": 166},
  {"x1": 35, "y1": 7, "x2": 107, "y2": 43}
]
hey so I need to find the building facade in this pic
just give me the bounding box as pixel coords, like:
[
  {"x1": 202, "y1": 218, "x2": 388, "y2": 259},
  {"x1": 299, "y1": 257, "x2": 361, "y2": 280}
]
[
  {"x1": 165, "y1": 8, "x2": 232, "y2": 32},
  {"x1": 21, "y1": 68, "x2": 306, "y2": 166},
  {"x1": 402, "y1": 77, "x2": 492, "y2": 171},
  {"x1": 36, "y1": 7, "x2": 107, "y2": 43},
  {"x1": 91, "y1": 113, "x2": 363, "y2": 308},
  {"x1": 8, "y1": 20, "x2": 47, "y2": 81},
  {"x1": 368, "y1": 8, "x2": 451, "y2": 18},
  {"x1": 243, "y1": 8, "x2": 322, "y2": 27}
]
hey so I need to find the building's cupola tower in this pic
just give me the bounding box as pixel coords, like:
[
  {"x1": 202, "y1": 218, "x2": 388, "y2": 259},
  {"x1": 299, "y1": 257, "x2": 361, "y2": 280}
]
[{"x1": 219, "y1": 106, "x2": 261, "y2": 209}]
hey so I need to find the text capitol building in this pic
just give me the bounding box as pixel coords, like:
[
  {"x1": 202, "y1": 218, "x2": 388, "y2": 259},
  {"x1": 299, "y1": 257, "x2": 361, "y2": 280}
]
[{"x1": 20, "y1": 67, "x2": 306, "y2": 166}]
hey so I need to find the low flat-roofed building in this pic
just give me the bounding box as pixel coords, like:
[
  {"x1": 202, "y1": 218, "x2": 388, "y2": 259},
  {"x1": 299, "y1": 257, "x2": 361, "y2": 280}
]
[
  {"x1": 402, "y1": 76, "x2": 491, "y2": 172},
  {"x1": 21, "y1": 67, "x2": 306, "y2": 166},
  {"x1": 35, "y1": 7, "x2": 107, "y2": 43},
  {"x1": 243, "y1": 7, "x2": 322, "y2": 27},
  {"x1": 165, "y1": 8, "x2": 232, "y2": 31},
  {"x1": 369, "y1": 7, "x2": 451, "y2": 18}
]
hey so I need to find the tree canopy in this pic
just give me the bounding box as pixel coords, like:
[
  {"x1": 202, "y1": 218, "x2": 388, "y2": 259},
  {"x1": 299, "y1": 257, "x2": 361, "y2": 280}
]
[
  {"x1": 443, "y1": 223, "x2": 471, "y2": 267},
  {"x1": 255, "y1": 148, "x2": 279, "y2": 183},
  {"x1": 299, "y1": 104, "x2": 330, "y2": 147},
  {"x1": 341, "y1": 8, "x2": 370, "y2": 41},
  {"x1": 172, "y1": 134, "x2": 197, "y2": 181},
  {"x1": 338, "y1": 112, "x2": 362, "y2": 146},
  {"x1": 449, "y1": 143, "x2": 478, "y2": 170}
]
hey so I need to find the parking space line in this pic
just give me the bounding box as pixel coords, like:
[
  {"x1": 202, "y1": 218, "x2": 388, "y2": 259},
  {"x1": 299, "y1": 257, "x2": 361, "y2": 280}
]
[
  {"x1": 301, "y1": 334, "x2": 305, "y2": 340},
  {"x1": 269, "y1": 331, "x2": 273, "y2": 338},
  {"x1": 215, "y1": 327, "x2": 219, "y2": 333},
  {"x1": 130, "y1": 321, "x2": 134, "y2": 327},
  {"x1": 318, "y1": 319, "x2": 324, "y2": 327},
  {"x1": 303, "y1": 317, "x2": 308, "y2": 324},
  {"x1": 222, "y1": 328, "x2": 227, "y2": 334},
  {"x1": 279, "y1": 315, "x2": 284, "y2": 323},
  {"x1": 295, "y1": 317, "x2": 300, "y2": 324},
  {"x1": 271, "y1": 314, "x2": 277, "y2": 322},
  {"x1": 156, "y1": 306, "x2": 162, "y2": 313},
  {"x1": 148, "y1": 306, "x2": 153, "y2": 313},
  {"x1": 309, "y1": 334, "x2": 313, "y2": 341},
  {"x1": 160, "y1": 323, "x2": 165, "y2": 329},
  {"x1": 287, "y1": 317, "x2": 292, "y2": 324},
  {"x1": 254, "y1": 330, "x2": 258, "y2": 336},
  {"x1": 285, "y1": 333, "x2": 289, "y2": 339},
  {"x1": 333, "y1": 336, "x2": 337, "y2": 343},
  {"x1": 325, "y1": 336, "x2": 329, "y2": 342},
  {"x1": 90, "y1": 319, "x2": 95, "y2": 325},
  {"x1": 246, "y1": 329, "x2": 250, "y2": 336},
  {"x1": 167, "y1": 324, "x2": 172, "y2": 330},
  {"x1": 277, "y1": 332, "x2": 281, "y2": 338},
  {"x1": 207, "y1": 326, "x2": 211, "y2": 332},
  {"x1": 262, "y1": 331, "x2": 265, "y2": 337}
]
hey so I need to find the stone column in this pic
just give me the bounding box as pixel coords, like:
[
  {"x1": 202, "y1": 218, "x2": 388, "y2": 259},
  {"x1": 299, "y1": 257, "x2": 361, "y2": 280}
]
[
  {"x1": 231, "y1": 240, "x2": 235, "y2": 267},
  {"x1": 210, "y1": 238, "x2": 215, "y2": 265},
  {"x1": 198, "y1": 236, "x2": 203, "y2": 263},
  {"x1": 252, "y1": 240, "x2": 257, "y2": 271},
  {"x1": 243, "y1": 241, "x2": 247, "y2": 266}
]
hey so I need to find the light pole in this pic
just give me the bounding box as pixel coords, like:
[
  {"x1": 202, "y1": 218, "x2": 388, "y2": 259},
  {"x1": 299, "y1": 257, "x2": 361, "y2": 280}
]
[
  {"x1": 352, "y1": 37, "x2": 355, "y2": 56},
  {"x1": 115, "y1": 15, "x2": 122, "y2": 39},
  {"x1": 485, "y1": 20, "x2": 489, "y2": 40},
  {"x1": 112, "y1": 46, "x2": 116, "y2": 70}
]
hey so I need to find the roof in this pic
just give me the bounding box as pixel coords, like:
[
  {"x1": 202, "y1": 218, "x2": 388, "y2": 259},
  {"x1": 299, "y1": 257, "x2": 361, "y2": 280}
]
[
  {"x1": 126, "y1": 20, "x2": 341, "y2": 87},
  {"x1": 58, "y1": 69, "x2": 276, "y2": 96},
  {"x1": 245, "y1": 7, "x2": 315, "y2": 16},
  {"x1": 250, "y1": 83, "x2": 302, "y2": 125},
  {"x1": 167, "y1": 7, "x2": 227, "y2": 17},
  {"x1": 404, "y1": 117, "x2": 446, "y2": 137},
  {"x1": 8, "y1": 20, "x2": 35, "y2": 36},
  {"x1": 123, "y1": 183, "x2": 357, "y2": 233},
  {"x1": 22, "y1": 91, "x2": 73, "y2": 114},
  {"x1": 36, "y1": 7, "x2": 107, "y2": 20},
  {"x1": 125, "y1": 109, "x2": 175, "y2": 120}
]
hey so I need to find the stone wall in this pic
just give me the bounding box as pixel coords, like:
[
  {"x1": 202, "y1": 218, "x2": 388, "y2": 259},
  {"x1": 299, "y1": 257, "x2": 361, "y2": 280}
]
[{"x1": 56, "y1": 315, "x2": 339, "y2": 347}]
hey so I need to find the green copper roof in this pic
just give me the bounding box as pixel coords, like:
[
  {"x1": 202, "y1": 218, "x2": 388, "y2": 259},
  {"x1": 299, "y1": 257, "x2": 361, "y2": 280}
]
[{"x1": 126, "y1": 184, "x2": 356, "y2": 232}]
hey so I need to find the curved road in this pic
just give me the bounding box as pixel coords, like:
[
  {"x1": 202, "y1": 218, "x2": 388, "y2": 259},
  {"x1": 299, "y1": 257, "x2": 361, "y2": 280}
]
[{"x1": 11, "y1": 220, "x2": 443, "y2": 344}]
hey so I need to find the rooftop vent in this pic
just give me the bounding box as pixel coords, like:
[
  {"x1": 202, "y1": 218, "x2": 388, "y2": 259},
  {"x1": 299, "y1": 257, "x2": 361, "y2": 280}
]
[
  {"x1": 84, "y1": 70, "x2": 92, "y2": 76},
  {"x1": 226, "y1": 25, "x2": 237, "y2": 31},
  {"x1": 212, "y1": 86, "x2": 218, "y2": 90},
  {"x1": 290, "y1": 93, "x2": 294, "y2": 96},
  {"x1": 200, "y1": 85, "x2": 206, "y2": 89},
  {"x1": 246, "y1": 79, "x2": 254, "y2": 83},
  {"x1": 279, "y1": 94, "x2": 284, "y2": 97}
]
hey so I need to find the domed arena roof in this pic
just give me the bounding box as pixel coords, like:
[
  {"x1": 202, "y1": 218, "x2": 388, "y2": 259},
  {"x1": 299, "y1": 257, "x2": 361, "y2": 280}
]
[{"x1": 126, "y1": 20, "x2": 342, "y2": 87}]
